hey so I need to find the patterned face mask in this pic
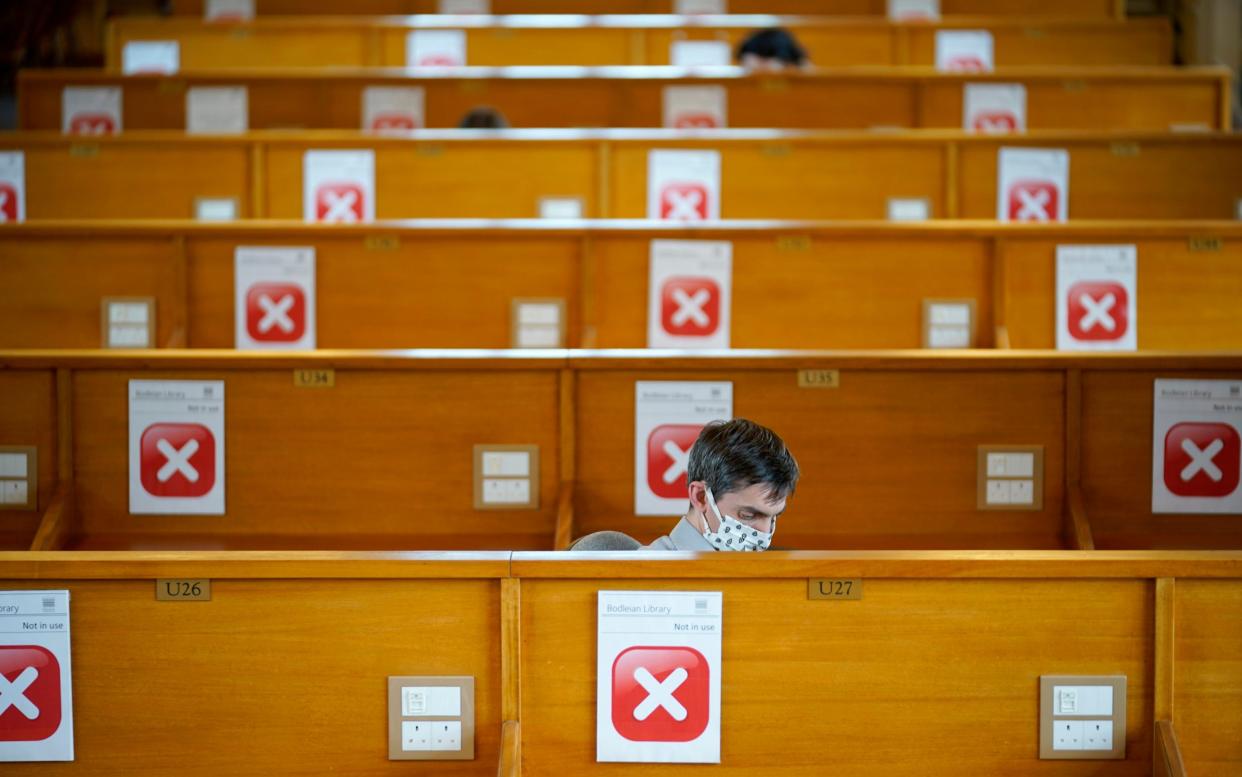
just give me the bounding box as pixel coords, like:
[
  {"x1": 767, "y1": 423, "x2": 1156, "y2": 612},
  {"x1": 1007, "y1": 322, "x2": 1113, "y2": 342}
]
[{"x1": 702, "y1": 488, "x2": 774, "y2": 552}]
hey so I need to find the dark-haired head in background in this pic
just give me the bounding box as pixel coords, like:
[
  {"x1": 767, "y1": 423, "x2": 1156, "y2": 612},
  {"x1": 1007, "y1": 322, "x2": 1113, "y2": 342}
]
[
  {"x1": 458, "y1": 106, "x2": 510, "y2": 129},
  {"x1": 736, "y1": 27, "x2": 809, "y2": 71},
  {"x1": 645, "y1": 418, "x2": 799, "y2": 551}
]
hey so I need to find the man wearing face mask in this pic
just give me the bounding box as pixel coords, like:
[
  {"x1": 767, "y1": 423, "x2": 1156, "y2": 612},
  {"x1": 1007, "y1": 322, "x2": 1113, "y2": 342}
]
[{"x1": 645, "y1": 419, "x2": 798, "y2": 552}]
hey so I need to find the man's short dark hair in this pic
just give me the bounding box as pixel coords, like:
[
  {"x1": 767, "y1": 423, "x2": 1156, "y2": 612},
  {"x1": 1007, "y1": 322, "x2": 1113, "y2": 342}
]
[
  {"x1": 687, "y1": 419, "x2": 799, "y2": 502},
  {"x1": 735, "y1": 28, "x2": 808, "y2": 66}
]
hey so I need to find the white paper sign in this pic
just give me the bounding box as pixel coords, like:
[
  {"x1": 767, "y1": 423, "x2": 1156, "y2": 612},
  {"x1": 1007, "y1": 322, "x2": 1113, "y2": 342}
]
[
  {"x1": 0, "y1": 591, "x2": 73, "y2": 762},
  {"x1": 635, "y1": 381, "x2": 732, "y2": 515},
  {"x1": 647, "y1": 150, "x2": 721, "y2": 222},
  {"x1": 1056, "y1": 245, "x2": 1137, "y2": 351},
  {"x1": 888, "y1": 0, "x2": 940, "y2": 21},
  {"x1": 0, "y1": 152, "x2": 25, "y2": 224},
  {"x1": 662, "y1": 86, "x2": 726, "y2": 129},
  {"x1": 303, "y1": 150, "x2": 376, "y2": 223},
  {"x1": 128, "y1": 380, "x2": 225, "y2": 515},
  {"x1": 205, "y1": 0, "x2": 255, "y2": 21},
  {"x1": 963, "y1": 83, "x2": 1026, "y2": 133},
  {"x1": 234, "y1": 246, "x2": 316, "y2": 349},
  {"x1": 648, "y1": 240, "x2": 731, "y2": 349},
  {"x1": 675, "y1": 0, "x2": 726, "y2": 13},
  {"x1": 1152, "y1": 379, "x2": 1242, "y2": 514},
  {"x1": 438, "y1": 0, "x2": 490, "y2": 11},
  {"x1": 935, "y1": 30, "x2": 994, "y2": 73},
  {"x1": 597, "y1": 590, "x2": 722, "y2": 763},
  {"x1": 362, "y1": 86, "x2": 425, "y2": 132},
  {"x1": 122, "y1": 41, "x2": 180, "y2": 75},
  {"x1": 997, "y1": 147, "x2": 1069, "y2": 223},
  {"x1": 670, "y1": 41, "x2": 732, "y2": 68},
  {"x1": 61, "y1": 86, "x2": 122, "y2": 135},
  {"x1": 406, "y1": 30, "x2": 467, "y2": 67},
  {"x1": 186, "y1": 87, "x2": 248, "y2": 134}
]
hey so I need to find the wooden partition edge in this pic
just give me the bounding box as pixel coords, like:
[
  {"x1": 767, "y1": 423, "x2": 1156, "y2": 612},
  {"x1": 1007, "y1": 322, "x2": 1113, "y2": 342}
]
[
  {"x1": 497, "y1": 719, "x2": 520, "y2": 777},
  {"x1": 0, "y1": 551, "x2": 514, "y2": 579},
  {"x1": 1155, "y1": 720, "x2": 1189, "y2": 777},
  {"x1": 555, "y1": 367, "x2": 577, "y2": 550},
  {"x1": 249, "y1": 142, "x2": 267, "y2": 218},
  {"x1": 554, "y1": 485, "x2": 575, "y2": 551},
  {"x1": 500, "y1": 578, "x2": 521, "y2": 723},
  {"x1": 1062, "y1": 369, "x2": 1095, "y2": 550},
  {"x1": 1154, "y1": 577, "x2": 1175, "y2": 721},
  {"x1": 168, "y1": 235, "x2": 189, "y2": 347},
  {"x1": 510, "y1": 551, "x2": 1242, "y2": 579},
  {"x1": 29, "y1": 483, "x2": 76, "y2": 552},
  {"x1": 944, "y1": 140, "x2": 959, "y2": 219},
  {"x1": 1220, "y1": 70, "x2": 1234, "y2": 132},
  {"x1": 1064, "y1": 488, "x2": 1095, "y2": 551}
]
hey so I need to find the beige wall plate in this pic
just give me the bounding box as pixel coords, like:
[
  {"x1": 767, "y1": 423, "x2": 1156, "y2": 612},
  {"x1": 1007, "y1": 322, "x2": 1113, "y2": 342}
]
[
  {"x1": 510, "y1": 298, "x2": 566, "y2": 349},
  {"x1": 387, "y1": 676, "x2": 475, "y2": 761},
  {"x1": 922, "y1": 298, "x2": 976, "y2": 349},
  {"x1": 101, "y1": 297, "x2": 156, "y2": 349},
  {"x1": 473, "y1": 444, "x2": 539, "y2": 510},
  {"x1": 0, "y1": 446, "x2": 37, "y2": 511},
  {"x1": 1039, "y1": 675, "x2": 1127, "y2": 760},
  {"x1": 976, "y1": 445, "x2": 1044, "y2": 511}
]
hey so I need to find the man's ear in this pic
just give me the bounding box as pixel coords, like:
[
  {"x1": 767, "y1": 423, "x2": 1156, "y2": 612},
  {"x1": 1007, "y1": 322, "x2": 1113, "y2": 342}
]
[{"x1": 687, "y1": 481, "x2": 709, "y2": 513}]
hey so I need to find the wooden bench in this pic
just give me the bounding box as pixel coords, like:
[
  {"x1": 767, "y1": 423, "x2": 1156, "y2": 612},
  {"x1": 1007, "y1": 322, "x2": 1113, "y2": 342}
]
[
  {"x1": 510, "y1": 552, "x2": 1236, "y2": 776},
  {"x1": 0, "y1": 550, "x2": 1230, "y2": 774},
  {"x1": 166, "y1": 0, "x2": 1126, "y2": 19},
  {"x1": 3, "y1": 221, "x2": 1241, "y2": 351},
  {"x1": 4, "y1": 130, "x2": 1240, "y2": 220},
  {"x1": 106, "y1": 15, "x2": 1172, "y2": 69},
  {"x1": 0, "y1": 551, "x2": 511, "y2": 777},
  {"x1": 2, "y1": 351, "x2": 1240, "y2": 553},
  {"x1": 18, "y1": 66, "x2": 1229, "y2": 132},
  {"x1": 0, "y1": 351, "x2": 566, "y2": 552}
]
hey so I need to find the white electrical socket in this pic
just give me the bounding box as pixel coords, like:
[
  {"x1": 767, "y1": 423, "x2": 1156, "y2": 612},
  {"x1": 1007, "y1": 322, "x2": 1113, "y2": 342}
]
[
  {"x1": 402, "y1": 721, "x2": 432, "y2": 752},
  {"x1": 1083, "y1": 720, "x2": 1112, "y2": 751},
  {"x1": 1053, "y1": 720, "x2": 1084, "y2": 751},
  {"x1": 431, "y1": 721, "x2": 462, "y2": 751}
]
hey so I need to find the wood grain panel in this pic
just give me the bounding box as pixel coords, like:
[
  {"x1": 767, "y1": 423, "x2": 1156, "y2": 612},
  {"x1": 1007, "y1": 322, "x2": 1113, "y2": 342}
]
[
  {"x1": 0, "y1": 235, "x2": 180, "y2": 348},
  {"x1": 19, "y1": 69, "x2": 1222, "y2": 132},
  {"x1": 11, "y1": 141, "x2": 251, "y2": 220},
  {"x1": 1081, "y1": 370, "x2": 1242, "y2": 550},
  {"x1": 0, "y1": 578, "x2": 502, "y2": 776},
  {"x1": 1001, "y1": 235, "x2": 1242, "y2": 350},
  {"x1": 185, "y1": 233, "x2": 580, "y2": 347},
  {"x1": 166, "y1": 0, "x2": 1119, "y2": 17},
  {"x1": 111, "y1": 18, "x2": 1166, "y2": 69},
  {"x1": 586, "y1": 233, "x2": 992, "y2": 347},
  {"x1": 957, "y1": 137, "x2": 1242, "y2": 220},
  {"x1": 574, "y1": 367, "x2": 1066, "y2": 549},
  {"x1": 521, "y1": 577, "x2": 1152, "y2": 775},
  {"x1": 1174, "y1": 579, "x2": 1242, "y2": 776},
  {"x1": 6, "y1": 132, "x2": 1239, "y2": 222},
  {"x1": 262, "y1": 141, "x2": 598, "y2": 219},
  {"x1": 70, "y1": 368, "x2": 560, "y2": 547},
  {"x1": 609, "y1": 140, "x2": 948, "y2": 219},
  {"x1": 0, "y1": 371, "x2": 56, "y2": 548}
]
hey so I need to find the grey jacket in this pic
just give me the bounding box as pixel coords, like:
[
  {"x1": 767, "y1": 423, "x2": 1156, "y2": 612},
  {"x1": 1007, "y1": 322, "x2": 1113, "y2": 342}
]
[{"x1": 643, "y1": 517, "x2": 715, "y2": 551}]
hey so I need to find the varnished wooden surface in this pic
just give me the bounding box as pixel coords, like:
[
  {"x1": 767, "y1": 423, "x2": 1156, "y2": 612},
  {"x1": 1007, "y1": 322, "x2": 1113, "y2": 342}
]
[
  {"x1": 9, "y1": 220, "x2": 1240, "y2": 351},
  {"x1": 1175, "y1": 579, "x2": 1242, "y2": 775},
  {"x1": 18, "y1": 66, "x2": 1226, "y2": 131},
  {"x1": 165, "y1": 0, "x2": 1123, "y2": 17},
  {"x1": 107, "y1": 16, "x2": 1171, "y2": 69},
  {"x1": 520, "y1": 575, "x2": 1154, "y2": 774},
  {"x1": 5, "y1": 351, "x2": 1242, "y2": 550},
  {"x1": 0, "y1": 577, "x2": 504, "y2": 776},
  {"x1": 5, "y1": 130, "x2": 1241, "y2": 221}
]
